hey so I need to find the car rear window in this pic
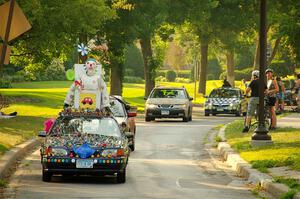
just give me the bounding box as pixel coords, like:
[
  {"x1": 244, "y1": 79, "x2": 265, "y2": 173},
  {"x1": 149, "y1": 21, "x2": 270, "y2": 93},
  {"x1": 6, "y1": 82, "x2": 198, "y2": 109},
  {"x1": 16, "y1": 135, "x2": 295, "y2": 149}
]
[
  {"x1": 209, "y1": 89, "x2": 239, "y2": 98},
  {"x1": 50, "y1": 118, "x2": 121, "y2": 137},
  {"x1": 150, "y1": 89, "x2": 187, "y2": 99}
]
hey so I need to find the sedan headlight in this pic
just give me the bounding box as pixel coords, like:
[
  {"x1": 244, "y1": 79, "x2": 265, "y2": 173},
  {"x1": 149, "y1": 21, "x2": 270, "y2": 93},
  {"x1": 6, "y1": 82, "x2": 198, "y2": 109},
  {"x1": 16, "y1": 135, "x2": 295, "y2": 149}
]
[
  {"x1": 51, "y1": 148, "x2": 68, "y2": 156},
  {"x1": 173, "y1": 104, "x2": 187, "y2": 109},
  {"x1": 146, "y1": 104, "x2": 157, "y2": 109}
]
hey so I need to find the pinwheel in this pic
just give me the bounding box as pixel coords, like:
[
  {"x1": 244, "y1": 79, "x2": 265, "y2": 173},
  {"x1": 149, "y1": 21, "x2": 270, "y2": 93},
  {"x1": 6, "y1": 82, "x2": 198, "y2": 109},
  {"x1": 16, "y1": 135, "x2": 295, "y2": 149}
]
[{"x1": 77, "y1": 43, "x2": 89, "y2": 56}]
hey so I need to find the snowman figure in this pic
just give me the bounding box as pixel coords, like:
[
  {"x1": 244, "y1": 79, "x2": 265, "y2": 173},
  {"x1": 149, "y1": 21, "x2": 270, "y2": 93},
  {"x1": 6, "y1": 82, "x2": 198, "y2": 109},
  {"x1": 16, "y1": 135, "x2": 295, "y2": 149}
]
[{"x1": 64, "y1": 58, "x2": 109, "y2": 110}]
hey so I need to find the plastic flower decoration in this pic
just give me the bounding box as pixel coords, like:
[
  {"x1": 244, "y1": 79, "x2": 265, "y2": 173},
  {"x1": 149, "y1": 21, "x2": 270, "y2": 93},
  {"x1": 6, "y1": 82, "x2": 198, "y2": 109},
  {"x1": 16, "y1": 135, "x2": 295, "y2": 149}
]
[{"x1": 77, "y1": 43, "x2": 89, "y2": 56}]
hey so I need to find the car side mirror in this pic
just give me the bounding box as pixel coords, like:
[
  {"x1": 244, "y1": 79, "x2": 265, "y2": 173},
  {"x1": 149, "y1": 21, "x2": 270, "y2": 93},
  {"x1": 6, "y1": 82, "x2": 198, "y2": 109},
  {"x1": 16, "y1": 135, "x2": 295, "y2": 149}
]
[
  {"x1": 128, "y1": 112, "x2": 137, "y2": 117},
  {"x1": 125, "y1": 131, "x2": 134, "y2": 139},
  {"x1": 189, "y1": 97, "x2": 193, "y2": 101},
  {"x1": 38, "y1": 131, "x2": 47, "y2": 137},
  {"x1": 125, "y1": 104, "x2": 131, "y2": 111}
]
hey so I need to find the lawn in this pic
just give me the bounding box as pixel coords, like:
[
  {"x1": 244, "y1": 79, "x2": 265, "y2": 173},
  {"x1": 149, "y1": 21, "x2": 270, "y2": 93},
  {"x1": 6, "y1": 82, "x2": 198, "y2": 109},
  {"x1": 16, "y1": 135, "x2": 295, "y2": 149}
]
[
  {"x1": 225, "y1": 120, "x2": 300, "y2": 172},
  {"x1": 0, "y1": 79, "x2": 244, "y2": 155}
]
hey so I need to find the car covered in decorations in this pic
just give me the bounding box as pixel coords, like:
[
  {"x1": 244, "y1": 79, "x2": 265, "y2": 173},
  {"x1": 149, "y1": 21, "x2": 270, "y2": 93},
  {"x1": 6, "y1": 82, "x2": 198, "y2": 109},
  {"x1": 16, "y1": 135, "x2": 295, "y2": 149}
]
[
  {"x1": 38, "y1": 110, "x2": 131, "y2": 183},
  {"x1": 109, "y1": 96, "x2": 137, "y2": 151},
  {"x1": 204, "y1": 87, "x2": 247, "y2": 116}
]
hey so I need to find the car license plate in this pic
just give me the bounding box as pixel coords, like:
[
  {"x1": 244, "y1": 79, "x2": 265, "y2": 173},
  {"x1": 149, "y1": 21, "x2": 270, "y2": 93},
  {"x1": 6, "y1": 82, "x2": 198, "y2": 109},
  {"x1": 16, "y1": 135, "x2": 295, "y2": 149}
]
[
  {"x1": 161, "y1": 110, "x2": 169, "y2": 115},
  {"x1": 76, "y1": 159, "x2": 93, "y2": 168},
  {"x1": 217, "y1": 108, "x2": 224, "y2": 111}
]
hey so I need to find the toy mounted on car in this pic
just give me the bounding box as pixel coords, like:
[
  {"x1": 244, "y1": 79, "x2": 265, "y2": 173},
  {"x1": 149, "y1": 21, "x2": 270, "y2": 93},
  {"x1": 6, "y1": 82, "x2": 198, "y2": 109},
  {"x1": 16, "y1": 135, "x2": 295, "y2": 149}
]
[{"x1": 64, "y1": 58, "x2": 109, "y2": 111}]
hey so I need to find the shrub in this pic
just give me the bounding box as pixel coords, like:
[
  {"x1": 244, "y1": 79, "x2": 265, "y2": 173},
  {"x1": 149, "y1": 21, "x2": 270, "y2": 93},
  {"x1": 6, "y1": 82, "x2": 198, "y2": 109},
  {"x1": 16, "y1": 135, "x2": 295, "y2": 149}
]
[
  {"x1": 207, "y1": 74, "x2": 215, "y2": 80},
  {"x1": 155, "y1": 76, "x2": 167, "y2": 82},
  {"x1": 123, "y1": 76, "x2": 144, "y2": 83},
  {"x1": 220, "y1": 68, "x2": 252, "y2": 81},
  {"x1": 175, "y1": 77, "x2": 191, "y2": 83},
  {"x1": 43, "y1": 58, "x2": 66, "y2": 81},
  {"x1": 156, "y1": 70, "x2": 166, "y2": 77},
  {"x1": 269, "y1": 60, "x2": 296, "y2": 77},
  {"x1": 177, "y1": 70, "x2": 191, "y2": 78},
  {"x1": 165, "y1": 70, "x2": 177, "y2": 82},
  {"x1": 0, "y1": 76, "x2": 12, "y2": 88}
]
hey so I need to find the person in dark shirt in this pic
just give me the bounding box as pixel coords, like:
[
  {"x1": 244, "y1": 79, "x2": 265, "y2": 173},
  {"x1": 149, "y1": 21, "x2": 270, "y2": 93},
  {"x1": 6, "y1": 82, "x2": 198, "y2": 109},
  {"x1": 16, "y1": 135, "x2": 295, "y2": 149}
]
[
  {"x1": 222, "y1": 77, "x2": 232, "y2": 88},
  {"x1": 242, "y1": 70, "x2": 260, "y2": 133}
]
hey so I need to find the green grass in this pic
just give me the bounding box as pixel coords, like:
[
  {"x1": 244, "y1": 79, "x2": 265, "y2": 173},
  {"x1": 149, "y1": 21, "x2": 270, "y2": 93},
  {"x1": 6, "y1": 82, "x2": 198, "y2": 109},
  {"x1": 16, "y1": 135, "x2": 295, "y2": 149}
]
[
  {"x1": 273, "y1": 176, "x2": 300, "y2": 199},
  {"x1": 225, "y1": 120, "x2": 300, "y2": 172},
  {"x1": 0, "y1": 179, "x2": 7, "y2": 188}
]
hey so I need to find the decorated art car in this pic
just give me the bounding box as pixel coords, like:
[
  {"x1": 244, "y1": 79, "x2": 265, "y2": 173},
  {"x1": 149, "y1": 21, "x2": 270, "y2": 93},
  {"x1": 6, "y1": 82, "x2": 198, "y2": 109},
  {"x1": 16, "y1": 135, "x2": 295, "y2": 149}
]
[
  {"x1": 39, "y1": 110, "x2": 131, "y2": 183},
  {"x1": 204, "y1": 87, "x2": 247, "y2": 116}
]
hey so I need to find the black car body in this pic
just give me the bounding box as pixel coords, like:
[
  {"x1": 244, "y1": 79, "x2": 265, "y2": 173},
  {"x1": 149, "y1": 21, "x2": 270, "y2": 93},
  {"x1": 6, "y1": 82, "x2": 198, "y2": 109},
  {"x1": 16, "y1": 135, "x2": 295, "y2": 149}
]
[
  {"x1": 39, "y1": 110, "x2": 130, "y2": 183},
  {"x1": 205, "y1": 88, "x2": 247, "y2": 116}
]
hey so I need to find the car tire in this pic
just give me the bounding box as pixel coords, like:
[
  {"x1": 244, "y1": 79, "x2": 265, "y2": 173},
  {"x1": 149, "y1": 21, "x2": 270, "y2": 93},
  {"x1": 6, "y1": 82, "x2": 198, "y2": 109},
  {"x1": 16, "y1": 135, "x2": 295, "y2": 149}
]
[
  {"x1": 42, "y1": 170, "x2": 52, "y2": 182},
  {"x1": 82, "y1": 102, "x2": 86, "y2": 105},
  {"x1": 204, "y1": 110, "x2": 210, "y2": 116},
  {"x1": 145, "y1": 117, "x2": 152, "y2": 122},
  {"x1": 183, "y1": 116, "x2": 189, "y2": 122},
  {"x1": 117, "y1": 169, "x2": 126, "y2": 183}
]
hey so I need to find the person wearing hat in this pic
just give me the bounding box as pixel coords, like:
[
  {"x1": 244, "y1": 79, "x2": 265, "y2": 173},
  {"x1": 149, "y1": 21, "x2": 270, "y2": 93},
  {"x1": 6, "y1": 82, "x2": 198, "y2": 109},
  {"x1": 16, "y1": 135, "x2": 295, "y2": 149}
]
[
  {"x1": 265, "y1": 68, "x2": 279, "y2": 130},
  {"x1": 242, "y1": 70, "x2": 260, "y2": 133}
]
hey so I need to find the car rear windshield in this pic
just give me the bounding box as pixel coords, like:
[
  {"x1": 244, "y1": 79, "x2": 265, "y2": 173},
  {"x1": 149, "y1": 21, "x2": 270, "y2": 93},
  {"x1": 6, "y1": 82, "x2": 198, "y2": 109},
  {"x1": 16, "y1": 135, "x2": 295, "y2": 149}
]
[
  {"x1": 209, "y1": 89, "x2": 240, "y2": 98},
  {"x1": 109, "y1": 99, "x2": 126, "y2": 117},
  {"x1": 50, "y1": 118, "x2": 121, "y2": 137},
  {"x1": 150, "y1": 89, "x2": 186, "y2": 99}
]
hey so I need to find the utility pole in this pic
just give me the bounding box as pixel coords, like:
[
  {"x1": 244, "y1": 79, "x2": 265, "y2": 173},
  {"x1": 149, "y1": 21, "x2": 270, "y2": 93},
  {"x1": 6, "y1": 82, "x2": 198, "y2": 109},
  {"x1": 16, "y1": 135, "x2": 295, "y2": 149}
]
[
  {"x1": 0, "y1": 0, "x2": 15, "y2": 73},
  {"x1": 251, "y1": 0, "x2": 272, "y2": 146}
]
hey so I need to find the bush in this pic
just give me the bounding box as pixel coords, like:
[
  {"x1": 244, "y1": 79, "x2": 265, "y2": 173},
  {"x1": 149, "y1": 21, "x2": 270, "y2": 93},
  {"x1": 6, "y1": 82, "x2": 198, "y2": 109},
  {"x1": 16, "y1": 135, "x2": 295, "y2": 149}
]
[
  {"x1": 156, "y1": 70, "x2": 166, "y2": 77},
  {"x1": 220, "y1": 67, "x2": 252, "y2": 81},
  {"x1": 165, "y1": 70, "x2": 177, "y2": 82},
  {"x1": 43, "y1": 58, "x2": 66, "y2": 81},
  {"x1": 0, "y1": 76, "x2": 12, "y2": 88},
  {"x1": 10, "y1": 70, "x2": 26, "y2": 82},
  {"x1": 175, "y1": 77, "x2": 191, "y2": 83},
  {"x1": 123, "y1": 76, "x2": 144, "y2": 83},
  {"x1": 177, "y1": 70, "x2": 191, "y2": 78},
  {"x1": 269, "y1": 60, "x2": 296, "y2": 77},
  {"x1": 155, "y1": 76, "x2": 167, "y2": 82}
]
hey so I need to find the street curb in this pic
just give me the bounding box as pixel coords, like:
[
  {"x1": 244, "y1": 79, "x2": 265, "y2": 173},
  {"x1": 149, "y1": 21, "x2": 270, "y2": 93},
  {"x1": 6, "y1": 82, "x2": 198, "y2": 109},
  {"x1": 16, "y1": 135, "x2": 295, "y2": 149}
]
[
  {"x1": 217, "y1": 125, "x2": 296, "y2": 199},
  {"x1": 0, "y1": 138, "x2": 39, "y2": 180}
]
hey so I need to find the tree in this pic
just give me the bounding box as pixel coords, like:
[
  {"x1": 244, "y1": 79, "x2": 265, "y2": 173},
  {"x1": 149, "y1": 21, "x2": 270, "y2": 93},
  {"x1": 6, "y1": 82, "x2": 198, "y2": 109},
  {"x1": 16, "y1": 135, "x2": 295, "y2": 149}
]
[{"x1": 128, "y1": 0, "x2": 169, "y2": 97}]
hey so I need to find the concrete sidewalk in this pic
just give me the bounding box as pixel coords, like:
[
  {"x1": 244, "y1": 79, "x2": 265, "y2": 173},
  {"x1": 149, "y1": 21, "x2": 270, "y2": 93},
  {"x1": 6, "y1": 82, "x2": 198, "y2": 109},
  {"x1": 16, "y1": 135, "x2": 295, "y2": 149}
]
[{"x1": 277, "y1": 113, "x2": 300, "y2": 128}]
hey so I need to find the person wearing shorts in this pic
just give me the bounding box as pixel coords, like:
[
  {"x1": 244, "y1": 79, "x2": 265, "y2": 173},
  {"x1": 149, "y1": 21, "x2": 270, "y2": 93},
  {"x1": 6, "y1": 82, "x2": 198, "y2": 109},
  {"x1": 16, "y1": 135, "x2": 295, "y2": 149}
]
[
  {"x1": 266, "y1": 69, "x2": 279, "y2": 130},
  {"x1": 276, "y1": 77, "x2": 286, "y2": 111},
  {"x1": 295, "y1": 74, "x2": 300, "y2": 111},
  {"x1": 242, "y1": 70, "x2": 260, "y2": 133}
]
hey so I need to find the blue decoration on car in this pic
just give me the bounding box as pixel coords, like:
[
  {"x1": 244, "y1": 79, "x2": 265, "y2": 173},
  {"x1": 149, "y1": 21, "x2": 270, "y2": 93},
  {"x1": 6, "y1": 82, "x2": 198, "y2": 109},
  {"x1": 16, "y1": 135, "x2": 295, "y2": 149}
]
[{"x1": 73, "y1": 142, "x2": 95, "y2": 159}]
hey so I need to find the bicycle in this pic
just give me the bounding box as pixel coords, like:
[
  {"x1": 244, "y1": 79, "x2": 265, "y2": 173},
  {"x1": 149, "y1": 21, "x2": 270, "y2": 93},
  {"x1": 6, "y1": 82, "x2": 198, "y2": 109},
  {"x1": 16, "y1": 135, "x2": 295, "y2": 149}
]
[{"x1": 244, "y1": 97, "x2": 271, "y2": 131}]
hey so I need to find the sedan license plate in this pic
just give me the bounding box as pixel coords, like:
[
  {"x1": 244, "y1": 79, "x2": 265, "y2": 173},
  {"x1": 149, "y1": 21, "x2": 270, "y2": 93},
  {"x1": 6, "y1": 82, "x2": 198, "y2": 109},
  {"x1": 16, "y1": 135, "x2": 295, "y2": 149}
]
[
  {"x1": 76, "y1": 159, "x2": 93, "y2": 168},
  {"x1": 161, "y1": 110, "x2": 169, "y2": 115},
  {"x1": 217, "y1": 108, "x2": 224, "y2": 112}
]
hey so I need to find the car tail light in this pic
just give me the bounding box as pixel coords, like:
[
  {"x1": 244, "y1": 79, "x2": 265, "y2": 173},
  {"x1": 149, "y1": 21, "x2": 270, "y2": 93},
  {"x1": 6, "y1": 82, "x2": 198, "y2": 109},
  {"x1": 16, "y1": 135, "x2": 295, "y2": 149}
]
[{"x1": 117, "y1": 149, "x2": 124, "y2": 157}]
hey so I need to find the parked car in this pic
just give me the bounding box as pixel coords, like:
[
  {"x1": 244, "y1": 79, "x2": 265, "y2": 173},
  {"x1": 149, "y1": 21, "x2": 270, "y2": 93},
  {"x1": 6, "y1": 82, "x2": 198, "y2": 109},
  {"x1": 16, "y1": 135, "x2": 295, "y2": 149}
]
[
  {"x1": 204, "y1": 87, "x2": 247, "y2": 116},
  {"x1": 109, "y1": 96, "x2": 137, "y2": 151},
  {"x1": 38, "y1": 111, "x2": 131, "y2": 183},
  {"x1": 145, "y1": 86, "x2": 193, "y2": 122}
]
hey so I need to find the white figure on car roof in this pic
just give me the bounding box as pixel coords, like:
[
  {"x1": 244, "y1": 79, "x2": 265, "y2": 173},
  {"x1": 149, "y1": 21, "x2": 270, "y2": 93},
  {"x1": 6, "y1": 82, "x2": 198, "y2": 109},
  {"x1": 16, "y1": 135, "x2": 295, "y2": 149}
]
[{"x1": 64, "y1": 58, "x2": 109, "y2": 110}]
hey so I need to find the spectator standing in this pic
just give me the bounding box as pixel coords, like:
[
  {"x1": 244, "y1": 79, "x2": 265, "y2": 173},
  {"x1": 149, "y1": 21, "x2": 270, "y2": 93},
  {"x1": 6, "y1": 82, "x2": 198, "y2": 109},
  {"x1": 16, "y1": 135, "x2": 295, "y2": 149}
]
[
  {"x1": 276, "y1": 77, "x2": 286, "y2": 112},
  {"x1": 265, "y1": 69, "x2": 279, "y2": 130},
  {"x1": 295, "y1": 74, "x2": 300, "y2": 111}
]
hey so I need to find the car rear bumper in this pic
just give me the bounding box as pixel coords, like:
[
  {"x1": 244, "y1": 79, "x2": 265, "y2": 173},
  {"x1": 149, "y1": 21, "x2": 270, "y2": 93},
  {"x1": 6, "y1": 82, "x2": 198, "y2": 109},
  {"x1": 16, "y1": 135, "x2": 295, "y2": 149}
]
[
  {"x1": 146, "y1": 108, "x2": 186, "y2": 118},
  {"x1": 42, "y1": 157, "x2": 127, "y2": 174},
  {"x1": 205, "y1": 109, "x2": 237, "y2": 114}
]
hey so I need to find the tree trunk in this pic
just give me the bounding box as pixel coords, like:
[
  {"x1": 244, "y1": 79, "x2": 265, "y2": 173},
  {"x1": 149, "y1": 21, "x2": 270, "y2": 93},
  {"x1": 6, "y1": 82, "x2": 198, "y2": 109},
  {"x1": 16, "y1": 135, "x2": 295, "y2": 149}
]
[
  {"x1": 226, "y1": 50, "x2": 235, "y2": 87},
  {"x1": 140, "y1": 36, "x2": 155, "y2": 97},
  {"x1": 267, "y1": 37, "x2": 281, "y2": 66},
  {"x1": 253, "y1": 38, "x2": 260, "y2": 70},
  {"x1": 198, "y1": 42, "x2": 208, "y2": 95},
  {"x1": 110, "y1": 58, "x2": 123, "y2": 96}
]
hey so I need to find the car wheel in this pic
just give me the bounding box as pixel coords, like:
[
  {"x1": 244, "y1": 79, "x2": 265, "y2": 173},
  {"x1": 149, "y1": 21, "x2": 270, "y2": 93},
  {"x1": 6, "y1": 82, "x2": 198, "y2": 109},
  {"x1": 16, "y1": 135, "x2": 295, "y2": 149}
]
[
  {"x1": 183, "y1": 116, "x2": 189, "y2": 122},
  {"x1": 145, "y1": 117, "x2": 152, "y2": 122},
  {"x1": 204, "y1": 110, "x2": 209, "y2": 116},
  {"x1": 117, "y1": 169, "x2": 126, "y2": 183},
  {"x1": 82, "y1": 102, "x2": 86, "y2": 105},
  {"x1": 89, "y1": 102, "x2": 92, "y2": 105},
  {"x1": 42, "y1": 170, "x2": 52, "y2": 182}
]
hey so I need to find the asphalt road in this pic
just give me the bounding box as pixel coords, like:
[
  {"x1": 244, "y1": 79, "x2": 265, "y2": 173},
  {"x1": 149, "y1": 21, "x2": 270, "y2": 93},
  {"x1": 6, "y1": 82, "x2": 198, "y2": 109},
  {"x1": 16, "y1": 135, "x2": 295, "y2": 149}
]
[{"x1": 3, "y1": 116, "x2": 257, "y2": 199}]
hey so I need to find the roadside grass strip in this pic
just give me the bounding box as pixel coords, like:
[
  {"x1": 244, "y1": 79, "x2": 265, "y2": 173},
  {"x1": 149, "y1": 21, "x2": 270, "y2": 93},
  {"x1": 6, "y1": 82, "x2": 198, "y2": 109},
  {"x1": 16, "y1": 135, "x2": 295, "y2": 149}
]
[
  {"x1": 225, "y1": 120, "x2": 300, "y2": 173},
  {"x1": 273, "y1": 176, "x2": 300, "y2": 199}
]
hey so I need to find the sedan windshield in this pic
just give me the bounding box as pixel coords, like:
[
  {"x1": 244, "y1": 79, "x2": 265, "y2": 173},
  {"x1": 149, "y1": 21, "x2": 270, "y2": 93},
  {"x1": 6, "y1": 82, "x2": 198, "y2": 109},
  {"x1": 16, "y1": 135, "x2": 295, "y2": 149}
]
[
  {"x1": 50, "y1": 118, "x2": 121, "y2": 137},
  {"x1": 150, "y1": 89, "x2": 186, "y2": 99},
  {"x1": 209, "y1": 89, "x2": 239, "y2": 98}
]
